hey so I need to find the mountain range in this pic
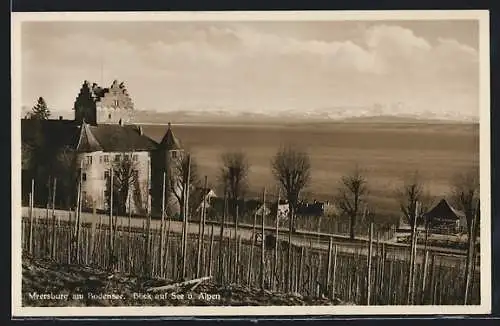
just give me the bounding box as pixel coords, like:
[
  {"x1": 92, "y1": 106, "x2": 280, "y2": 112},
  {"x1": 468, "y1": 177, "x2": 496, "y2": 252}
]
[{"x1": 20, "y1": 105, "x2": 478, "y2": 125}]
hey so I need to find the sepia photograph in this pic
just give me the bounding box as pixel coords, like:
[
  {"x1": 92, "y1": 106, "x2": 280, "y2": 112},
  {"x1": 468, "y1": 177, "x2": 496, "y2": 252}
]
[{"x1": 11, "y1": 10, "x2": 491, "y2": 317}]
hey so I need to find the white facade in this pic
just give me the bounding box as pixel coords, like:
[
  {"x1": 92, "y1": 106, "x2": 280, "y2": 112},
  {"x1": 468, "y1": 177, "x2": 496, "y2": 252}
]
[
  {"x1": 96, "y1": 106, "x2": 134, "y2": 125},
  {"x1": 76, "y1": 151, "x2": 151, "y2": 214}
]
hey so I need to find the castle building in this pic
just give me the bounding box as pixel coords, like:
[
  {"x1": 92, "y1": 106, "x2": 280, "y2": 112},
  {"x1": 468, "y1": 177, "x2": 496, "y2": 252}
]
[
  {"x1": 22, "y1": 79, "x2": 183, "y2": 217},
  {"x1": 74, "y1": 80, "x2": 134, "y2": 126}
]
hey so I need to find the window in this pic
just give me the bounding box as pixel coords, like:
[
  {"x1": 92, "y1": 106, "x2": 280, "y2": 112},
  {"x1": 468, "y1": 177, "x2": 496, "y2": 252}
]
[
  {"x1": 114, "y1": 100, "x2": 119, "y2": 107},
  {"x1": 108, "y1": 113, "x2": 112, "y2": 119},
  {"x1": 99, "y1": 155, "x2": 103, "y2": 164},
  {"x1": 82, "y1": 173, "x2": 87, "y2": 181},
  {"x1": 114, "y1": 154, "x2": 120, "y2": 162},
  {"x1": 103, "y1": 155, "x2": 109, "y2": 163},
  {"x1": 171, "y1": 151, "x2": 177, "y2": 159},
  {"x1": 132, "y1": 154, "x2": 138, "y2": 162},
  {"x1": 124, "y1": 154, "x2": 129, "y2": 161},
  {"x1": 104, "y1": 171, "x2": 109, "y2": 180},
  {"x1": 86, "y1": 155, "x2": 92, "y2": 165}
]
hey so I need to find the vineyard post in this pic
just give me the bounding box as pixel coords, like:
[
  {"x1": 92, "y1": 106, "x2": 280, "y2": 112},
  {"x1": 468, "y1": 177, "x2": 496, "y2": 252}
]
[
  {"x1": 50, "y1": 177, "x2": 57, "y2": 259},
  {"x1": 367, "y1": 219, "x2": 373, "y2": 305},
  {"x1": 208, "y1": 224, "x2": 214, "y2": 277},
  {"x1": 332, "y1": 244, "x2": 338, "y2": 299},
  {"x1": 46, "y1": 175, "x2": 51, "y2": 220},
  {"x1": 218, "y1": 190, "x2": 227, "y2": 283},
  {"x1": 326, "y1": 236, "x2": 333, "y2": 298},
  {"x1": 248, "y1": 211, "x2": 257, "y2": 285},
  {"x1": 421, "y1": 249, "x2": 429, "y2": 304},
  {"x1": 29, "y1": 179, "x2": 34, "y2": 255},
  {"x1": 260, "y1": 187, "x2": 266, "y2": 290},
  {"x1": 90, "y1": 201, "x2": 97, "y2": 264},
  {"x1": 297, "y1": 245, "x2": 304, "y2": 294},
  {"x1": 196, "y1": 176, "x2": 207, "y2": 278},
  {"x1": 109, "y1": 167, "x2": 114, "y2": 269},
  {"x1": 181, "y1": 154, "x2": 191, "y2": 280},
  {"x1": 233, "y1": 200, "x2": 239, "y2": 282},
  {"x1": 274, "y1": 188, "x2": 280, "y2": 291},
  {"x1": 144, "y1": 163, "x2": 152, "y2": 277},
  {"x1": 127, "y1": 191, "x2": 132, "y2": 271},
  {"x1": 75, "y1": 161, "x2": 83, "y2": 264},
  {"x1": 407, "y1": 201, "x2": 419, "y2": 305},
  {"x1": 411, "y1": 201, "x2": 421, "y2": 304},
  {"x1": 160, "y1": 171, "x2": 166, "y2": 277},
  {"x1": 201, "y1": 176, "x2": 208, "y2": 275}
]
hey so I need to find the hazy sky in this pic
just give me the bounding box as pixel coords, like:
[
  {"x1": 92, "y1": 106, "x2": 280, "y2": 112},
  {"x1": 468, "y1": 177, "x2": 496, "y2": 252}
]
[{"x1": 21, "y1": 20, "x2": 480, "y2": 119}]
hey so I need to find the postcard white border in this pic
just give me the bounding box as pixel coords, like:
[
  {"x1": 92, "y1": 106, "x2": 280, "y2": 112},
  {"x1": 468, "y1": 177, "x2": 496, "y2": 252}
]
[{"x1": 11, "y1": 10, "x2": 491, "y2": 317}]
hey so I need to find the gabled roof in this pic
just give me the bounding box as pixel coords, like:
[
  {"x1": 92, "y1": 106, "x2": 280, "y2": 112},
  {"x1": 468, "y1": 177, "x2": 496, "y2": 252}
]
[
  {"x1": 76, "y1": 122, "x2": 158, "y2": 152},
  {"x1": 22, "y1": 118, "x2": 159, "y2": 154},
  {"x1": 423, "y1": 199, "x2": 465, "y2": 221},
  {"x1": 159, "y1": 123, "x2": 182, "y2": 150}
]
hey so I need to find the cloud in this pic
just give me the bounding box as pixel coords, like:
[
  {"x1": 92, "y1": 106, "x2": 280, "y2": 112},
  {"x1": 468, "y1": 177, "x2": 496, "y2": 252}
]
[{"x1": 21, "y1": 22, "x2": 479, "y2": 119}]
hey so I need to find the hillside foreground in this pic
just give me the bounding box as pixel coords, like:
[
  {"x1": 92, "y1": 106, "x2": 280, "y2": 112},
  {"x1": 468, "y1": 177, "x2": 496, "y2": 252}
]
[{"x1": 22, "y1": 254, "x2": 348, "y2": 307}]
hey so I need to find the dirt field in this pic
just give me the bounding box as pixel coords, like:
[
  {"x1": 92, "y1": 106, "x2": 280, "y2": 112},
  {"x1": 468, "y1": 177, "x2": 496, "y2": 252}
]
[
  {"x1": 22, "y1": 254, "x2": 346, "y2": 307},
  {"x1": 142, "y1": 122, "x2": 479, "y2": 221}
]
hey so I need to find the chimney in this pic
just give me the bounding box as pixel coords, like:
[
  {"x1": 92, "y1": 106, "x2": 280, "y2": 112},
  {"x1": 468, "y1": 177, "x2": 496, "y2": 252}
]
[{"x1": 59, "y1": 116, "x2": 63, "y2": 120}]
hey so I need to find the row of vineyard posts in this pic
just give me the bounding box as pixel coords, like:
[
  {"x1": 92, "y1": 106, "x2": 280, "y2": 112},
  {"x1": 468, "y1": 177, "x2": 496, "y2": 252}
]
[{"x1": 23, "y1": 161, "x2": 480, "y2": 305}]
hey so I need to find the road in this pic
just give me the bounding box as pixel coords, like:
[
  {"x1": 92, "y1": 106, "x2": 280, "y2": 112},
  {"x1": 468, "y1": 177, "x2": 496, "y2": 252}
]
[{"x1": 22, "y1": 207, "x2": 473, "y2": 268}]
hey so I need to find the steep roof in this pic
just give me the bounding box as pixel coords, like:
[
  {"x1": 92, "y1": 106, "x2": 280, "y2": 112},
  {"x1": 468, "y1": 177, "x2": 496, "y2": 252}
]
[
  {"x1": 21, "y1": 118, "x2": 159, "y2": 153},
  {"x1": 76, "y1": 122, "x2": 158, "y2": 152},
  {"x1": 423, "y1": 199, "x2": 465, "y2": 221},
  {"x1": 159, "y1": 123, "x2": 182, "y2": 150}
]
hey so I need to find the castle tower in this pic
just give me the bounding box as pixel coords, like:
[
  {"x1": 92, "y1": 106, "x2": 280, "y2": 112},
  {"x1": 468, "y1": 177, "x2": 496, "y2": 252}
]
[
  {"x1": 74, "y1": 80, "x2": 135, "y2": 125},
  {"x1": 74, "y1": 81, "x2": 97, "y2": 125},
  {"x1": 151, "y1": 123, "x2": 185, "y2": 217}
]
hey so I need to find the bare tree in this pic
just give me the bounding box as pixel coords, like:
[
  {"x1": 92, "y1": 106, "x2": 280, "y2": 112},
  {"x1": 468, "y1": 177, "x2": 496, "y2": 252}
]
[
  {"x1": 396, "y1": 171, "x2": 431, "y2": 304},
  {"x1": 107, "y1": 155, "x2": 139, "y2": 215},
  {"x1": 451, "y1": 169, "x2": 480, "y2": 303},
  {"x1": 170, "y1": 154, "x2": 200, "y2": 218},
  {"x1": 218, "y1": 151, "x2": 250, "y2": 217},
  {"x1": 335, "y1": 166, "x2": 369, "y2": 240},
  {"x1": 271, "y1": 144, "x2": 311, "y2": 293},
  {"x1": 396, "y1": 171, "x2": 431, "y2": 229}
]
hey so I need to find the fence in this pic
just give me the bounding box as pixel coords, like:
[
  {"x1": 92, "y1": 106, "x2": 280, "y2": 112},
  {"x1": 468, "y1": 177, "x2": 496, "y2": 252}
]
[{"x1": 21, "y1": 208, "x2": 480, "y2": 306}]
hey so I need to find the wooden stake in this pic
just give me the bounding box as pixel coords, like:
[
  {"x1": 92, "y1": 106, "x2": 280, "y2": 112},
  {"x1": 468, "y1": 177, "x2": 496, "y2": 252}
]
[
  {"x1": 160, "y1": 171, "x2": 166, "y2": 277},
  {"x1": 50, "y1": 177, "x2": 57, "y2": 259},
  {"x1": 196, "y1": 176, "x2": 208, "y2": 278},
  {"x1": 260, "y1": 187, "x2": 266, "y2": 290},
  {"x1": 75, "y1": 161, "x2": 83, "y2": 264},
  {"x1": 181, "y1": 154, "x2": 191, "y2": 280},
  {"x1": 326, "y1": 236, "x2": 333, "y2": 297},
  {"x1": 332, "y1": 244, "x2": 338, "y2": 299},
  {"x1": 367, "y1": 220, "x2": 373, "y2": 305},
  {"x1": 208, "y1": 224, "x2": 214, "y2": 277},
  {"x1": 274, "y1": 188, "x2": 280, "y2": 291},
  {"x1": 109, "y1": 167, "x2": 114, "y2": 269},
  {"x1": 29, "y1": 179, "x2": 34, "y2": 255},
  {"x1": 248, "y1": 211, "x2": 257, "y2": 285},
  {"x1": 144, "y1": 163, "x2": 152, "y2": 277}
]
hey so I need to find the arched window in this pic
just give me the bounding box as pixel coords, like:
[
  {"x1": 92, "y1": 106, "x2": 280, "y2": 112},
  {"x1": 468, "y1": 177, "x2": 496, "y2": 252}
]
[{"x1": 108, "y1": 113, "x2": 112, "y2": 120}]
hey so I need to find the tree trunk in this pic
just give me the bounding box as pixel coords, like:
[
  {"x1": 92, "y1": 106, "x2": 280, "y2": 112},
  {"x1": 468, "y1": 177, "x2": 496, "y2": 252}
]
[{"x1": 350, "y1": 214, "x2": 355, "y2": 240}]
